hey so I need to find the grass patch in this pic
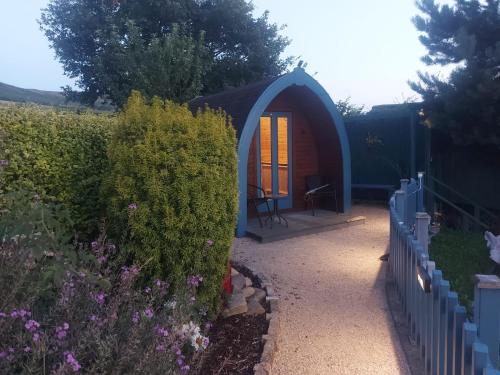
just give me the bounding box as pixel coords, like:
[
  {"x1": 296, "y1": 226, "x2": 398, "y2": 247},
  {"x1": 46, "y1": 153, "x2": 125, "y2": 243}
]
[{"x1": 429, "y1": 228, "x2": 496, "y2": 314}]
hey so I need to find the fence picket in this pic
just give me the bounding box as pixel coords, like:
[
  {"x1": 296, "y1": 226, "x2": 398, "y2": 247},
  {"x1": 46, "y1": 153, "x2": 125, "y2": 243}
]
[
  {"x1": 452, "y1": 305, "x2": 467, "y2": 375},
  {"x1": 462, "y1": 323, "x2": 478, "y2": 375},
  {"x1": 472, "y1": 342, "x2": 490, "y2": 375},
  {"x1": 445, "y1": 292, "x2": 458, "y2": 375}
]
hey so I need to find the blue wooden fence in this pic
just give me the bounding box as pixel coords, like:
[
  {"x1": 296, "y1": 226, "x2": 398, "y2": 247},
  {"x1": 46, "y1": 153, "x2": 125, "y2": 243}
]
[{"x1": 389, "y1": 177, "x2": 500, "y2": 375}]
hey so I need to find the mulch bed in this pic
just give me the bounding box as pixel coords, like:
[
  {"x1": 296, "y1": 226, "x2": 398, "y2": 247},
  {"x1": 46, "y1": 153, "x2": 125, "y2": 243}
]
[
  {"x1": 191, "y1": 264, "x2": 269, "y2": 374},
  {"x1": 193, "y1": 314, "x2": 268, "y2": 374}
]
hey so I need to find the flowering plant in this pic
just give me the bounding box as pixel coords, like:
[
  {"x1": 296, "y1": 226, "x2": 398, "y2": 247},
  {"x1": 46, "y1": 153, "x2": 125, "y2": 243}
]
[{"x1": 0, "y1": 228, "x2": 210, "y2": 374}]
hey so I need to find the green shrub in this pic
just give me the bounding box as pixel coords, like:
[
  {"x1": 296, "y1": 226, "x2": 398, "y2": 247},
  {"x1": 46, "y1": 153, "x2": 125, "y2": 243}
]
[
  {"x1": 0, "y1": 105, "x2": 115, "y2": 237},
  {"x1": 429, "y1": 228, "x2": 495, "y2": 314},
  {"x1": 104, "y1": 92, "x2": 238, "y2": 315}
]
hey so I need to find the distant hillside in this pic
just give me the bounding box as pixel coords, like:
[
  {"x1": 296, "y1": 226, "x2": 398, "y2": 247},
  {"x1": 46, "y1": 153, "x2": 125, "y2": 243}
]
[
  {"x1": 0, "y1": 82, "x2": 116, "y2": 111},
  {"x1": 0, "y1": 81, "x2": 71, "y2": 106}
]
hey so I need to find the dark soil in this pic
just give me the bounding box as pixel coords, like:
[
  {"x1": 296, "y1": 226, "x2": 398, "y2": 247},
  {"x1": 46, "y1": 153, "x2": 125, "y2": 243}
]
[
  {"x1": 193, "y1": 314, "x2": 268, "y2": 374},
  {"x1": 191, "y1": 263, "x2": 269, "y2": 374}
]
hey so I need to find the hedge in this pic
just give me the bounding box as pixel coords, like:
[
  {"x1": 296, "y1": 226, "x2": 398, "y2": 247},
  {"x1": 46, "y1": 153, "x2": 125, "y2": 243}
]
[
  {"x1": 0, "y1": 105, "x2": 115, "y2": 237},
  {"x1": 103, "y1": 92, "x2": 238, "y2": 315}
]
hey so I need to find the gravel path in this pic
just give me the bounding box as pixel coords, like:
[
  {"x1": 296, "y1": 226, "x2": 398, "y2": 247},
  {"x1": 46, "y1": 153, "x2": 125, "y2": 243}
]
[{"x1": 233, "y1": 205, "x2": 411, "y2": 375}]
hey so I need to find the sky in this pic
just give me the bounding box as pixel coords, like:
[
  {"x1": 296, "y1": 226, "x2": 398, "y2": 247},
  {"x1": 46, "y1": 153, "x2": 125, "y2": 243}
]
[{"x1": 0, "y1": 0, "x2": 453, "y2": 110}]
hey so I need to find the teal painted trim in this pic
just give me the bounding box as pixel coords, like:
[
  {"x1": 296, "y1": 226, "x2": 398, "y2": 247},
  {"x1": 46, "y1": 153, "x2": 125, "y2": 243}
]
[{"x1": 236, "y1": 68, "x2": 352, "y2": 237}]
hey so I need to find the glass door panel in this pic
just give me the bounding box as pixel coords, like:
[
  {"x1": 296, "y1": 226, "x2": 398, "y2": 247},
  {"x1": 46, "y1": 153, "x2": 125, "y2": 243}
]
[
  {"x1": 277, "y1": 116, "x2": 288, "y2": 195},
  {"x1": 257, "y1": 113, "x2": 292, "y2": 209},
  {"x1": 259, "y1": 116, "x2": 272, "y2": 195}
]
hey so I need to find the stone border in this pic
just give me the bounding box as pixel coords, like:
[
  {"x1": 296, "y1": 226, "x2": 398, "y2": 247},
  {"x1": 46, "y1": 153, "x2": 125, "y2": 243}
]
[{"x1": 232, "y1": 262, "x2": 280, "y2": 375}]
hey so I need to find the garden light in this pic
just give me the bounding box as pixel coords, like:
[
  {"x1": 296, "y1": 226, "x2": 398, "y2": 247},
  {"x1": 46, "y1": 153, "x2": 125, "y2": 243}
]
[{"x1": 417, "y1": 264, "x2": 431, "y2": 293}]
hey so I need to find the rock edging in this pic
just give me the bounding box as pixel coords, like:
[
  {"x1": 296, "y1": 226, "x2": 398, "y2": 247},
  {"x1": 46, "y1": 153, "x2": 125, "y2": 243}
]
[{"x1": 232, "y1": 262, "x2": 280, "y2": 375}]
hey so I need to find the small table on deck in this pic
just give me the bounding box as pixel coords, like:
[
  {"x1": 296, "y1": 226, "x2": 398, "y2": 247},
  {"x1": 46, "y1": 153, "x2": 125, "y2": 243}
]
[{"x1": 265, "y1": 194, "x2": 289, "y2": 228}]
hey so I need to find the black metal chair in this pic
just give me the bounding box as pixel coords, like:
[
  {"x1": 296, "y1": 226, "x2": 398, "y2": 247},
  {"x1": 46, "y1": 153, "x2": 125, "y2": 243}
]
[
  {"x1": 304, "y1": 175, "x2": 338, "y2": 216},
  {"x1": 247, "y1": 184, "x2": 273, "y2": 228}
]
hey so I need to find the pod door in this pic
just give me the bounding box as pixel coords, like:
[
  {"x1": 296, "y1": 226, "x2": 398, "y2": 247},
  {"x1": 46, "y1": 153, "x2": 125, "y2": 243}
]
[{"x1": 257, "y1": 113, "x2": 293, "y2": 210}]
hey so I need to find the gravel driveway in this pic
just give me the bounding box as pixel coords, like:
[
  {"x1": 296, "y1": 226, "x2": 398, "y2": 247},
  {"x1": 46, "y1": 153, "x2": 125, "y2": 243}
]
[{"x1": 232, "y1": 205, "x2": 411, "y2": 375}]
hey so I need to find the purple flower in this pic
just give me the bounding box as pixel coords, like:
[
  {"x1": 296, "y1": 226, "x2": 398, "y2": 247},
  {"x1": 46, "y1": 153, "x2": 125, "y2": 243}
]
[
  {"x1": 91, "y1": 241, "x2": 98, "y2": 250},
  {"x1": 32, "y1": 333, "x2": 40, "y2": 342},
  {"x1": 121, "y1": 265, "x2": 140, "y2": 282},
  {"x1": 18, "y1": 309, "x2": 30, "y2": 319},
  {"x1": 0, "y1": 351, "x2": 7, "y2": 359},
  {"x1": 202, "y1": 336, "x2": 210, "y2": 348},
  {"x1": 132, "y1": 311, "x2": 140, "y2": 324},
  {"x1": 180, "y1": 365, "x2": 190, "y2": 373},
  {"x1": 187, "y1": 275, "x2": 203, "y2": 287},
  {"x1": 55, "y1": 324, "x2": 69, "y2": 340},
  {"x1": 8, "y1": 348, "x2": 14, "y2": 353},
  {"x1": 25, "y1": 319, "x2": 40, "y2": 333},
  {"x1": 89, "y1": 315, "x2": 97, "y2": 322},
  {"x1": 0, "y1": 312, "x2": 7, "y2": 318},
  {"x1": 155, "y1": 326, "x2": 169, "y2": 337},
  {"x1": 92, "y1": 291, "x2": 106, "y2": 305},
  {"x1": 64, "y1": 351, "x2": 81, "y2": 372},
  {"x1": 206, "y1": 239, "x2": 214, "y2": 247},
  {"x1": 143, "y1": 307, "x2": 154, "y2": 319},
  {"x1": 24, "y1": 346, "x2": 31, "y2": 353},
  {"x1": 128, "y1": 203, "x2": 137, "y2": 210},
  {"x1": 10, "y1": 309, "x2": 19, "y2": 318},
  {"x1": 0, "y1": 160, "x2": 8, "y2": 167},
  {"x1": 156, "y1": 344, "x2": 165, "y2": 352},
  {"x1": 144, "y1": 287, "x2": 151, "y2": 294},
  {"x1": 97, "y1": 256, "x2": 107, "y2": 264}
]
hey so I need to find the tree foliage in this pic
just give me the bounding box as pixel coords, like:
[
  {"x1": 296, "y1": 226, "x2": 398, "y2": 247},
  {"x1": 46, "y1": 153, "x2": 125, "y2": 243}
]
[
  {"x1": 335, "y1": 97, "x2": 365, "y2": 118},
  {"x1": 40, "y1": 0, "x2": 292, "y2": 107},
  {"x1": 410, "y1": 0, "x2": 500, "y2": 147}
]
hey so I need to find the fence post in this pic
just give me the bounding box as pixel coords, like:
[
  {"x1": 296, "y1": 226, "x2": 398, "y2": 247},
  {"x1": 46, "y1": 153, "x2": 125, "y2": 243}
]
[
  {"x1": 473, "y1": 275, "x2": 500, "y2": 369},
  {"x1": 401, "y1": 179, "x2": 409, "y2": 224},
  {"x1": 396, "y1": 190, "x2": 406, "y2": 223},
  {"x1": 418, "y1": 171, "x2": 425, "y2": 211},
  {"x1": 416, "y1": 212, "x2": 431, "y2": 254}
]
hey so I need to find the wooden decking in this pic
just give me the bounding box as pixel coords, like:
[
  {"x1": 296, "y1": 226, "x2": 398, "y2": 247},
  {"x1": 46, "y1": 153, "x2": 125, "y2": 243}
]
[{"x1": 246, "y1": 209, "x2": 366, "y2": 243}]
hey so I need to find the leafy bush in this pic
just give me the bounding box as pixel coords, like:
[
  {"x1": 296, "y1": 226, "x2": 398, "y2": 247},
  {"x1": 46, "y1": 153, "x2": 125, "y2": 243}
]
[
  {"x1": 103, "y1": 92, "x2": 238, "y2": 315},
  {"x1": 429, "y1": 228, "x2": 495, "y2": 313},
  {"x1": 0, "y1": 199, "x2": 209, "y2": 374},
  {"x1": 0, "y1": 105, "x2": 115, "y2": 237}
]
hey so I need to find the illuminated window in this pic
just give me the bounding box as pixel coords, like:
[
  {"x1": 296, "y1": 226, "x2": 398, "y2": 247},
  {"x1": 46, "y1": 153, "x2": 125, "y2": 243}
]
[{"x1": 259, "y1": 116, "x2": 272, "y2": 195}]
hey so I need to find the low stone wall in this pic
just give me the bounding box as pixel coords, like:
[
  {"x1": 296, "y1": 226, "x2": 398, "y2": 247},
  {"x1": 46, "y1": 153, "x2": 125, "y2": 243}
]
[{"x1": 231, "y1": 261, "x2": 280, "y2": 375}]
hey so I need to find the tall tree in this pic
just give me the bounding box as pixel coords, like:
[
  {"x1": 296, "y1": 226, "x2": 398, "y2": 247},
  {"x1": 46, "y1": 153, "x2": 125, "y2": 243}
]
[
  {"x1": 410, "y1": 0, "x2": 500, "y2": 148},
  {"x1": 40, "y1": 0, "x2": 292, "y2": 107}
]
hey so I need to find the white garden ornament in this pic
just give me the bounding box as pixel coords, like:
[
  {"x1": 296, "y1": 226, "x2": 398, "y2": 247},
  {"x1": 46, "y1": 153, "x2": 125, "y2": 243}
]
[{"x1": 484, "y1": 231, "x2": 500, "y2": 265}]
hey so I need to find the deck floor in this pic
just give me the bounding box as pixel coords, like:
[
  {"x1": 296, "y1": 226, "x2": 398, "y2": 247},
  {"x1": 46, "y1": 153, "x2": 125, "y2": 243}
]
[{"x1": 247, "y1": 209, "x2": 365, "y2": 243}]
